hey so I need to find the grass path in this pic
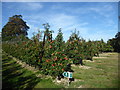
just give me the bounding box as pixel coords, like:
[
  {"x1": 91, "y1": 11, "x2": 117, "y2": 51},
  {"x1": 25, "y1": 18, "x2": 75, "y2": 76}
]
[
  {"x1": 2, "y1": 52, "x2": 63, "y2": 89},
  {"x1": 68, "y1": 52, "x2": 119, "y2": 88}
]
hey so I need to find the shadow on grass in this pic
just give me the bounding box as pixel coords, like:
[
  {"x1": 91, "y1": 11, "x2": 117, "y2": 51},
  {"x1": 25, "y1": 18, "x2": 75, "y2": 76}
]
[{"x1": 2, "y1": 55, "x2": 41, "y2": 89}]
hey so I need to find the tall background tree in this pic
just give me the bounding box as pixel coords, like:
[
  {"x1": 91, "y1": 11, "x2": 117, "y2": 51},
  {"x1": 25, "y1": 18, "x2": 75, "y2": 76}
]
[
  {"x1": 108, "y1": 32, "x2": 120, "y2": 53},
  {"x1": 2, "y1": 15, "x2": 29, "y2": 41}
]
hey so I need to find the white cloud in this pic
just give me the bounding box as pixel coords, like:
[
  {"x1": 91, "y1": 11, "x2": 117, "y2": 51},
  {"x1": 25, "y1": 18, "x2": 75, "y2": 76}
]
[
  {"x1": 25, "y1": 12, "x2": 90, "y2": 40},
  {"x1": 89, "y1": 8, "x2": 109, "y2": 18},
  {"x1": 62, "y1": 3, "x2": 115, "y2": 18},
  {"x1": 18, "y1": 3, "x2": 43, "y2": 11},
  {"x1": 49, "y1": 14, "x2": 77, "y2": 28},
  {"x1": 26, "y1": 13, "x2": 79, "y2": 29},
  {"x1": 44, "y1": 13, "x2": 89, "y2": 39},
  {"x1": 26, "y1": 12, "x2": 115, "y2": 42},
  {"x1": 26, "y1": 3, "x2": 43, "y2": 10},
  {"x1": 20, "y1": 2, "x2": 117, "y2": 41}
]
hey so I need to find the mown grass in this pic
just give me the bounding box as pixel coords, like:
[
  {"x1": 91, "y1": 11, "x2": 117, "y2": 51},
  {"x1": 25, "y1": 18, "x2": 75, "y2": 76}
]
[
  {"x1": 2, "y1": 52, "x2": 63, "y2": 89},
  {"x1": 69, "y1": 52, "x2": 119, "y2": 88},
  {"x1": 2, "y1": 52, "x2": 119, "y2": 88}
]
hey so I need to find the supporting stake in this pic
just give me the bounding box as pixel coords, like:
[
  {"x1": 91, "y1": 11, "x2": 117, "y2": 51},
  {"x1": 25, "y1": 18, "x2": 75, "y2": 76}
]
[{"x1": 68, "y1": 78, "x2": 70, "y2": 86}]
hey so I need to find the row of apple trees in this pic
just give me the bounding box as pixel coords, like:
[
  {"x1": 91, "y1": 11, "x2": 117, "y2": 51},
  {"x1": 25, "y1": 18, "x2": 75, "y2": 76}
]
[{"x1": 2, "y1": 23, "x2": 113, "y2": 78}]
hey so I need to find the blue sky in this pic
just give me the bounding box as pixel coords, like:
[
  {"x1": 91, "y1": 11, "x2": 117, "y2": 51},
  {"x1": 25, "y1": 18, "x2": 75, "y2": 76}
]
[{"x1": 2, "y1": 2, "x2": 119, "y2": 42}]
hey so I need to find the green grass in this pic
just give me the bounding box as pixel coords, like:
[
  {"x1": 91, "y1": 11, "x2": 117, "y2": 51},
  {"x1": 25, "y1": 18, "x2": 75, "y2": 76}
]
[
  {"x1": 34, "y1": 79, "x2": 63, "y2": 88},
  {"x1": 2, "y1": 52, "x2": 119, "y2": 88},
  {"x1": 68, "y1": 52, "x2": 119, "y2": 88},
  {"x1": 2, "y1": 52, "x2": 63, "y2": 89}
]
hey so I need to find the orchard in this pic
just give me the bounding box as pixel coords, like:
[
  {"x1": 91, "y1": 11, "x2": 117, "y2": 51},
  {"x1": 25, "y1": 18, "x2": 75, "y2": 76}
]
[
  {"x1": 2, "y1": 23, "x2": 114, "y2": 79},
  {"x1": 2, "y1": 15, "x2": 115, "y2": 80}
]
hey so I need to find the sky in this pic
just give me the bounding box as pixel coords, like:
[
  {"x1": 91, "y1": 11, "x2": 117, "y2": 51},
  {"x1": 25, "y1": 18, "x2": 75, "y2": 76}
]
[{"x1": 1, "y1": 2, "x2": 119, "y2": 42}]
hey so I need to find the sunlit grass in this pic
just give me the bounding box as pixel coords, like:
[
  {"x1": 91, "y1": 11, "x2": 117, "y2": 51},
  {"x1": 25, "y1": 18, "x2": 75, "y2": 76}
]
[{"x1": 69, "y1": 53, "x2": 118, "y2": 88}]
